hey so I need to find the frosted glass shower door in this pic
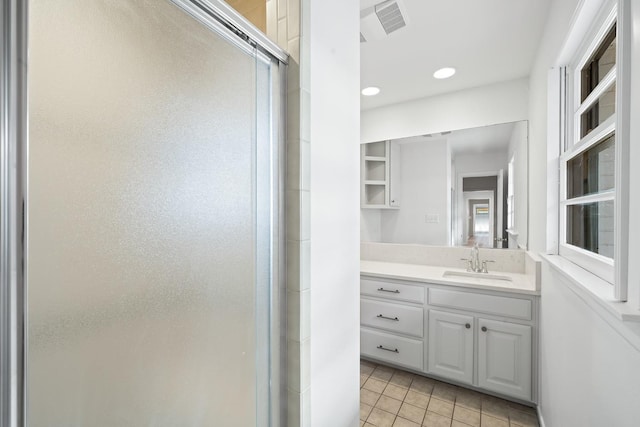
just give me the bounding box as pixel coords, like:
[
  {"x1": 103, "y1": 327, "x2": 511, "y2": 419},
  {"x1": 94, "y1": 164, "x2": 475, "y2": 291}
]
[{"x1": 26, "y1": 0, "x2": 280, "y2": 425}]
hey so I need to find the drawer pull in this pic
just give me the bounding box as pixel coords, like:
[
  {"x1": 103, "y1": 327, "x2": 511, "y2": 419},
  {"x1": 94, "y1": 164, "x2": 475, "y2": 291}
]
[
  {"x1": 481, "y1": 326, "x2": 488, "y2": 332},
  {"x1": 376, "y1": 345, "x2": 399, "y2": 353},
  {"x1": 377, "y1": 287, "x2": 400, "y2": 294},
  {"x1": 465, "y1": 323, "x2": 471, "y2": 329},
  {"x1": 376, "y1": 314, "x2": 399, "y2": 321}
]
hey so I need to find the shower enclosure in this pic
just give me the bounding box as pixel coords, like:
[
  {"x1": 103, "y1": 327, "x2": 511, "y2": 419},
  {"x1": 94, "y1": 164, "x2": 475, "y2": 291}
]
[{"x1": 1, "y1": 0, "x2": 286, "y2": 425}]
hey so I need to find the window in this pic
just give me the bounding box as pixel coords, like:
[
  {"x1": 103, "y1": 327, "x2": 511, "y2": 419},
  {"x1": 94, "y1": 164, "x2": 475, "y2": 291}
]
[{"x1": 559, "y1": 0, "x2": 629, "y2": 299}]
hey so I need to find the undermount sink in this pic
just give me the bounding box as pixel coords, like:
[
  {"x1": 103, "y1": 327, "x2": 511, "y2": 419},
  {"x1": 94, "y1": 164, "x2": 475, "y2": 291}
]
[{"x1": 442, "y1": 270, "x2": 513, "y2": 282}]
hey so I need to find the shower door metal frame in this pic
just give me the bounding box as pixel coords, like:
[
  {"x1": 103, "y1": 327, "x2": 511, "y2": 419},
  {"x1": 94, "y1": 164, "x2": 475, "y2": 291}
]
[
  {"x1": 1, "y1": 1, "x2": 27, "y2": 426},
  {"x1": 0, "y1": 1, "x2": 287, "y2": 426}
]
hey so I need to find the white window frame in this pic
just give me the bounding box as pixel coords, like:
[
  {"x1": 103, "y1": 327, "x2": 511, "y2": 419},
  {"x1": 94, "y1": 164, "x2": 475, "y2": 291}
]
[{"x1": 557, "y1": 0, "x2": 630, "y2": 301}]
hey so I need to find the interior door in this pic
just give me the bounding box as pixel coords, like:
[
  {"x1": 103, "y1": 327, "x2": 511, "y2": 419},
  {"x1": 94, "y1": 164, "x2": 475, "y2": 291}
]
[{"x1": 26, "y1": 0, "x2": 281, "y2": 425}]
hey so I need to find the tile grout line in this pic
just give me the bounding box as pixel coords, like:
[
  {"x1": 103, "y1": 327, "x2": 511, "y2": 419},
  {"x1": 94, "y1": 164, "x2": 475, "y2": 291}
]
[{"x1": 360, "y1": 360, "x2": 539, "y2": 427}]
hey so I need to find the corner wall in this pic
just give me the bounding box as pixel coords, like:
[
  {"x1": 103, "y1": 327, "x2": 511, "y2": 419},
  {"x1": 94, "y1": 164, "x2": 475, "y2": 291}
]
[
  {"x1": 529, "y1": 0, "x2": 640, "y2": 425},
  {"x1": 308, "y1": 0, "x2": 361, "y2": 426}
]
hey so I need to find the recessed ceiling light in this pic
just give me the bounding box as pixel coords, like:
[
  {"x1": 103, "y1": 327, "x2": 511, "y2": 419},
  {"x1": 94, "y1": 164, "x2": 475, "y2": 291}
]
[
  {"x1": 433, "y1": 67, "x2": 456, "y2": 79},
  {"x1": 361, "y1": 86, "x2": 381, "y2": 96}
]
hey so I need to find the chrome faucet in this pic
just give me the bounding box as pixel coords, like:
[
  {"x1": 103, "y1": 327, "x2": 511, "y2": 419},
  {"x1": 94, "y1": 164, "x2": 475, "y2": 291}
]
[
  {"x1": 470, "y1": 243, "x2": 480, "y2": 272},
  {"x1": 460, "y1": 243, "x2": 495, "y2": 273}
]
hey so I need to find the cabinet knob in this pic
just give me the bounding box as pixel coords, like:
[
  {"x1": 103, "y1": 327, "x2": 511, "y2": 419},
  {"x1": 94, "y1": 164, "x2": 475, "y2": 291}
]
[
  {"x1": 465, "y1": 323, "x2": 471, "y2": 329},
  {"x1": 481, "y1": 326, "x2": 487, "y2": 332}
]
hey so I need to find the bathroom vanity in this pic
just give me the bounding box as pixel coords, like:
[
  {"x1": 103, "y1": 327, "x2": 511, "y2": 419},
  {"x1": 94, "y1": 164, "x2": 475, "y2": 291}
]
[{"x1": 360, "y1": 243, "x2": 541, "y2": 404}]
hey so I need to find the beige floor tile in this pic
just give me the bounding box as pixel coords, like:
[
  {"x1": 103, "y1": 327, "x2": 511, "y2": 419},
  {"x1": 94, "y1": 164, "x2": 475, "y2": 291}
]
[
  {"x1": 359, "y1": 360, "x2": 538, "y2": 427},
  {"x1": 364, "y1": 377, "x2": 389, "y2": 394},
  {"x1": 398, "y1": 402, "x2": 426, "y2": 424},
  {"x1": 389, "y1": 372, "x2": 414, "y2": 388},
  {"x1": 428, "y1": 397, "x2": 454, "y2": 418},
  {"x1": 376, "y1": 395, "x2": 403, "y2": 415},
  {"x1": 422, "y1": 411, "x2": 452, "y2": 427},
  {"x1": 393, "y1": 417, "x2": 421, "y2": 427},
  {"x1": 481, "y1": 399, "x2": 509, "y2": 421},
  {"x1": 506, "y1": 402, "x2": 535, "y2": 414},
  {"x1": 507, "y1": 408, "x2": 539, "y2": 427},
  {"x1": 404, "y1": 390, "x2": 431, "y2": 409},
  {"x1": 480, "y1": 414, "x2": 508, "y2": 427},
  {"x1": 361, "y1": 374, "x2": 371, "y2": 387},
  {"x1": 361, "y1": 363, "x2": 376, "y2": 376},
  {"x1": 371, "y1": 366, "x2": 395, "y2": 382},
  {"x1": 410, "y1": 377, "x2": 434, "y2": 395},
  {"x1": 432, "y1": 383, "x2": 457, "y2": 404},
  {"x1": 384, "y1": 383, "x2": 409, "y2": 401},
  {"x1": 361, "y1": 403, "x2": 374, "y2": 421},
  {"x1": 453, "y1": 405, "x2": 480, "y2": 427},
  {"x1": 361, "y1": 359, "x2": 378, "y2": 368},
  {"x1": 455, "y1": 393, "x2": 481, "y2": 411},
  {"x1": 368, "y1": 407, "x2": 397, "y2": 427},
  {"x1": 361, "y1": 388, "x2": 382, "y2": 406}
]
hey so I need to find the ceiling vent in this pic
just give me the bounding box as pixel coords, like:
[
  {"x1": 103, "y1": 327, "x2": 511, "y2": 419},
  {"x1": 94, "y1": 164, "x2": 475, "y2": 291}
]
[{"x1": 360, "y1": 0, "x2": 408, "y2": 43}]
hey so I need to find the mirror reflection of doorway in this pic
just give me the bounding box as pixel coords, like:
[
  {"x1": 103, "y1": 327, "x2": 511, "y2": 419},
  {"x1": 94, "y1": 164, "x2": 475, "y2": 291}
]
[
  {"x1": 471, "y1": 203, "x2": 490, "y2": 247},
  {"x1": 462, "y1": 191, "x2": 494, "y2": 248},
  {"x1": 456, "y1": 172, "x2": 507, "y2": 248}
]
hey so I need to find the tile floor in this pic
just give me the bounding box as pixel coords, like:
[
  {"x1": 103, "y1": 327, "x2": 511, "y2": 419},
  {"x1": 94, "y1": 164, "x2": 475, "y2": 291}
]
[{"x1": 360, "y1": 360, "x2": 539, "y2": 427}]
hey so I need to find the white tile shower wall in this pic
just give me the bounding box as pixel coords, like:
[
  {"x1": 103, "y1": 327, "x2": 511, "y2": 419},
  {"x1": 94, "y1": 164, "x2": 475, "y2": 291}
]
[
  {"x1": 267, "y1": 0, "x2": 309, "y2": 425},
  {"x1": 360, "y1": 242, "x2": 527, "y2": 274}
]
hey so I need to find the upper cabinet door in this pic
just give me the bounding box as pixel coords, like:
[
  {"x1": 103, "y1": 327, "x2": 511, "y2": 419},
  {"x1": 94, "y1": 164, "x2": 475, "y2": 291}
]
[
  {"x1": 427, "y1": 310, "x2": 474, "y2": 384},
  {"x1": 478, "y1": 318, "x2": 532, "y2": 401}
]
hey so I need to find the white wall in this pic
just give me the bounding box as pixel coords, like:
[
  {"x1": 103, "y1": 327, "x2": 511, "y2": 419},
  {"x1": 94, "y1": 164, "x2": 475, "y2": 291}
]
[
  {"x1": 454, "y1": 150, "x2": 508, "y2": 175},
  {"x1": 539, "y1": 266, "x2": 640, "y2": 427},
  {"x1": 379, "y1": 139, "x2": 450, "y2": 245},
  {"x1": 360, "y1": 209, "x2": 381, "y2": 242},
  {"x1": 308, "y1": 0, "x2": 361, "y2": 425},
  {"x1": 507, "y1": 121, "x2": 528, "y2": 248},
  {"x1": 361, "y1": 78, "x2": 529, "y2": 143},
  {"x1": 530, "y1": 0, "x2": 640, "y2": 426}
]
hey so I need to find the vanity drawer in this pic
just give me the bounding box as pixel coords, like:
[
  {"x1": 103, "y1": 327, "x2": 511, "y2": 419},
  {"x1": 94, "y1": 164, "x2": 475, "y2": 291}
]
[
  {"x1": 361, "y1": 278, "x2": 424, "y2": 304},
  {"x1": 361, "y1": 328, "x2": 423, "y2": 371},
  {"x1": 361, "y1": 299, "x2": 423, "y2": 337},
  {"x1": 429, "y1": 288, "x2": 532, "y2": 320}
]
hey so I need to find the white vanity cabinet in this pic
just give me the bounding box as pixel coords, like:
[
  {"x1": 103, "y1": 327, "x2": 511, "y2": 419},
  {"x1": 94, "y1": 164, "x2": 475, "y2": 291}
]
[
  {"x1": 427, "y1": 310, "x2": 474, "y2": 384},
  {"x1": 360, "y1": 278, "x2": 424, "y2": 371},
  {"x1": 477, "y1": 318, "x2": 532, "y2": 401},
  {"x1": 360, "y1": 275, "x2": 538, "y2": 403}
]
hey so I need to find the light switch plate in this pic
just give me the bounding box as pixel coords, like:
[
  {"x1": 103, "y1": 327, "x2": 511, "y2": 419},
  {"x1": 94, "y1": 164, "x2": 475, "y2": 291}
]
[{"x1": 425, "y1": 214, "x2": 440, "y2": 223}]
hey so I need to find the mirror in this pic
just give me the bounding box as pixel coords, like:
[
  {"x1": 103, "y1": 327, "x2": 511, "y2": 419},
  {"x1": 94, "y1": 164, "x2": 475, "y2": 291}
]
[{"x1": 360, "y1": 121, "x2": 528, "y2": 249}]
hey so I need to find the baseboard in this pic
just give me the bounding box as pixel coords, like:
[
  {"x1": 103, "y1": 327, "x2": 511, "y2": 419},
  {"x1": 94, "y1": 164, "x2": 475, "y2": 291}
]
[{"x1": 537, "y1": 406, "x2": 547, "y2": 427}]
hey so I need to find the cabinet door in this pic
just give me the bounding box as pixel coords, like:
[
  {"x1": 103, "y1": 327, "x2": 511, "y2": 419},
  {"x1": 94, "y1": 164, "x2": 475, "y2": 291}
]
[
  {"x1": 389, "y1": 141, "x2": 401, "y2": 207},
  {"x1": 428, "y1": 310, "x2": 474, "y2": 384},
  {"x1": 478, "y1": 318, "x2": 532, "y2": 401}
]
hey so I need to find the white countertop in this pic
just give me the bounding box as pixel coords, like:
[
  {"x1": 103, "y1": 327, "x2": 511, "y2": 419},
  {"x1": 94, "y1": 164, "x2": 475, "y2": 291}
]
[{"x1": 361, "y1": 260, "x2": 539, "y2": 296}]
